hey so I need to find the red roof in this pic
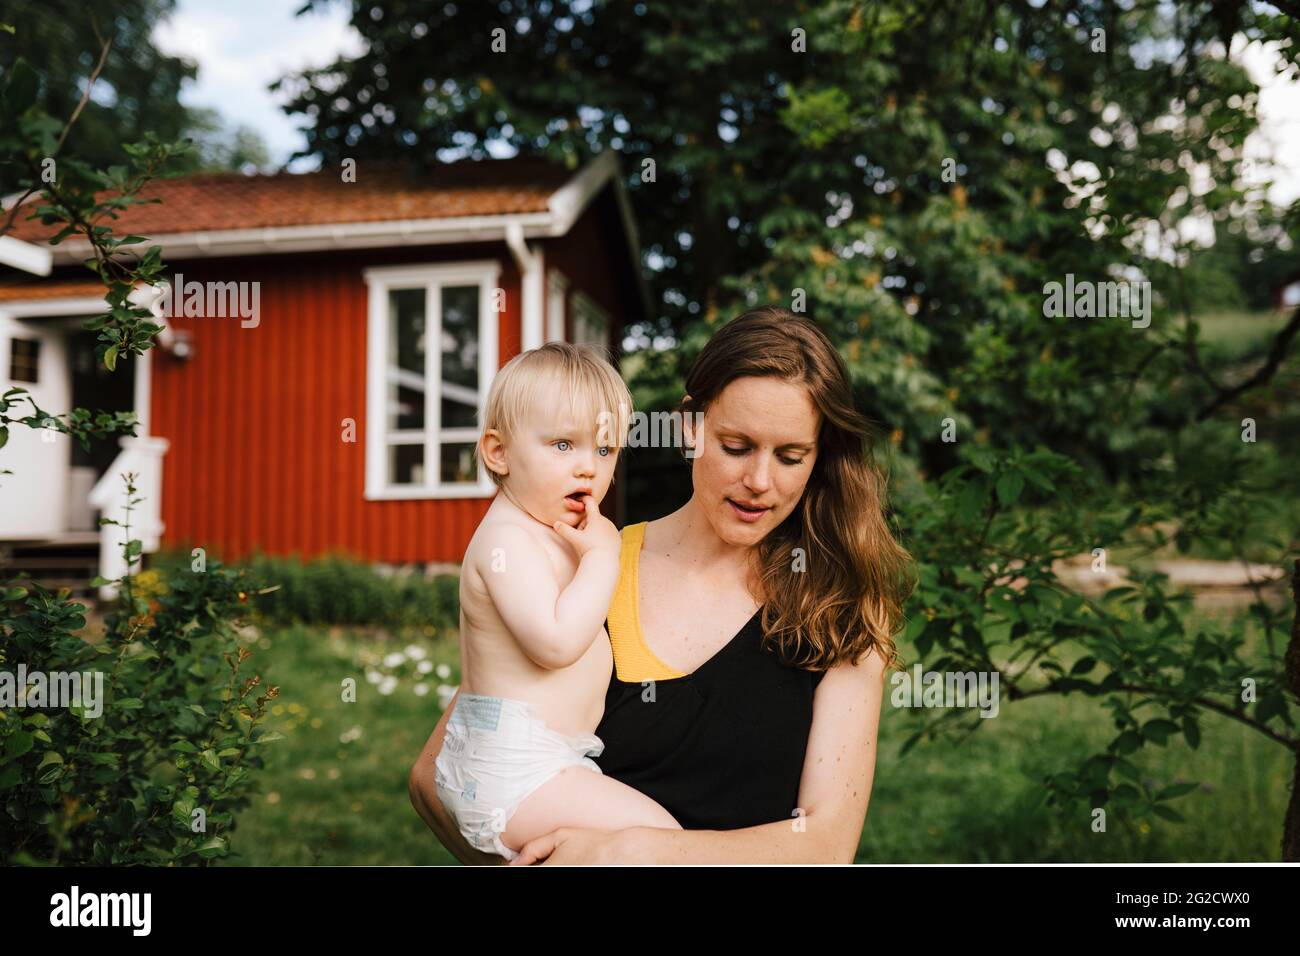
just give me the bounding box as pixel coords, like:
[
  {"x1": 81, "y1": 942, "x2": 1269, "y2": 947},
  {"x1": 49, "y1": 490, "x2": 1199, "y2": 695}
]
[
  {"x1": 0, "y1": 277, "x2": 106, "y2": 303},
  {"x1": 4, "y1": 157, "x2": 577, "y2": 244}
]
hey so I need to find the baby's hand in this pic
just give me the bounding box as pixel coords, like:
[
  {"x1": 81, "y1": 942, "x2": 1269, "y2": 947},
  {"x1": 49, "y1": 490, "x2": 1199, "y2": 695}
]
[{"x1": 552, "y1": 496, "x2": 620, "y2": 560}]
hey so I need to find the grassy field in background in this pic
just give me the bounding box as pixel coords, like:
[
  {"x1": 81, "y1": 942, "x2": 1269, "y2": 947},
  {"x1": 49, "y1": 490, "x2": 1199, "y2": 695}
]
[
  {"x1": 1190, "y1": 309, "x2": 1294, "y2": 355},
  {"x1": 219, "y1": 602, "x2": 1292, "y2": 865}
]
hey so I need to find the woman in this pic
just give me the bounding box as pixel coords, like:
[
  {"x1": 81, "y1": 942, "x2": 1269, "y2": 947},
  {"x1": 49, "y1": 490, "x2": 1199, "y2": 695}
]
[{"x1": 409, "y1": 306, "x2": 913, "y2": 864}]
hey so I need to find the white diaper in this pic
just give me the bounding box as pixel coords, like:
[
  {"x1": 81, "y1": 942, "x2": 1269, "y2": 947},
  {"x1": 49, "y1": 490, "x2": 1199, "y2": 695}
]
[{"x1": 433, "y1": 693, "x2": 604, "y2": 861}]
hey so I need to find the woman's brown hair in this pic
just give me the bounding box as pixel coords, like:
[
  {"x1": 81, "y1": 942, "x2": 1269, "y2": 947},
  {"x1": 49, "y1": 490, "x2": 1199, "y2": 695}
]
[{"x1": 680, "y1": 306, "x2": 913, "y2": 673}]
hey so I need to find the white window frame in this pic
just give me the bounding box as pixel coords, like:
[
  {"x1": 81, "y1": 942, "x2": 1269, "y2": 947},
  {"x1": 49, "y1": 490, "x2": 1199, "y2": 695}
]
[
  {"x1": 363, "y1": 261, "x2": 500, "y2": 500},
  {"x1": 570, "y1": 290, "x2": 611, "y2": 349}
]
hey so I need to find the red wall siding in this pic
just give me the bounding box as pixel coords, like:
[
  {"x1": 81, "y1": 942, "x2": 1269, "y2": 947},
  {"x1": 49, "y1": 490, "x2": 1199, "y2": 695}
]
[
  {"x1": 543, "y1": 187, "x2": 639, "y2": 354},
  {"x1": 151, "y1": 243, "x2": 521, "y2": 564}
]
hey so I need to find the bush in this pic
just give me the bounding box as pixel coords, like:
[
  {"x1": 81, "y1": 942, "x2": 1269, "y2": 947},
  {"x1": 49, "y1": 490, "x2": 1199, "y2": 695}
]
[
  {"x1": 151, "y1": 550, "x2": 460, "y2": 635},
  {"x1": 0, "y1": 557, "x2": 278, "y2": 865}
]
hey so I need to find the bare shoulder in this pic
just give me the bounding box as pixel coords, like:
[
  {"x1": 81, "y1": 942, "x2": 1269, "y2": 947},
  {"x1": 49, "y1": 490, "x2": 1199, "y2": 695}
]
[
  {"x1": 815, "y1": 644, "x2": 889, "y2": 698},
  {"x1": 464, "y1": 515, "x2": 550, "y2": 580}
]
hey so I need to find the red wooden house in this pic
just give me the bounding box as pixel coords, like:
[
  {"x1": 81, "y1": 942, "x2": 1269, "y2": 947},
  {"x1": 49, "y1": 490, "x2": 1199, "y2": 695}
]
[{"x1": 0, "y1": 153, "x2": 647, "y2": 593}]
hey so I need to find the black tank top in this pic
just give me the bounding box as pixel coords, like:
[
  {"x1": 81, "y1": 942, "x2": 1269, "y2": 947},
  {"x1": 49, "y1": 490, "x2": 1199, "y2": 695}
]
[{"x1": 591, "y1": 523, "x2": 826, "y2": 830}]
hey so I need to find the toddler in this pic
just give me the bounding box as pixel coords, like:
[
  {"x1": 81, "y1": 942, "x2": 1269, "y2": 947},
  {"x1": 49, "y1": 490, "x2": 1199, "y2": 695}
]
[{"x1": 433, "y1": 342, "x2": 681, "y2": 861}]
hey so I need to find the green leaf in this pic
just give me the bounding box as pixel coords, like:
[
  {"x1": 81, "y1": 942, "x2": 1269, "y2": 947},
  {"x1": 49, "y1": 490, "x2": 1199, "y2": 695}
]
[
  {"x1": 1140, "y1": 719, "x2": 1180, "y2": 745},
  {"x1": 4, "y1": 58, "x2": 38, "y2": 113},
  {"x1": 995, "y1": 471, "x2": 1024, "y2": 506},
  {"x1": 984, "y1": 618, "x2": 1013, "y2": 644},
  {"x1": 1020, "y1": 465, "x2": 1054, "y2": 493},
  {"x1": 104, "y1": 345, "x2": 118, "y2": 371},
  {"x1": 195, "y1": 836, "x2": 228, "y2": 858},
  {"x1": 1156, "y1": 781, "x2": 1199, "y2": 800},
  {"x1": 956, "y1": 478, "x2": 987, "y2": 523},
  {"x1": 1257, "y1": 691, "x2": 1287, "y2": 724},
  {"x1": 1069, "y1": 657, "x2": 1097, "y2": 675},
  {"x1": 1114, "y1": 731, "x2": 1142, "y2": 754},
  {"x1": 1152, "y1": 804, "x2": 1185, "y2": 823},
  {"x1": 1182, "y1": 715, "x2": 1201, "y2": 749},
  {"x1": 3, "y1": 731, "x2": 34, "y2": 762},
  {"x1": 114, "y1": 697, "x2": 144, "y2": 711},
  {"x1": 200, "y1": 749, "x2": 221, "y2": 771}
]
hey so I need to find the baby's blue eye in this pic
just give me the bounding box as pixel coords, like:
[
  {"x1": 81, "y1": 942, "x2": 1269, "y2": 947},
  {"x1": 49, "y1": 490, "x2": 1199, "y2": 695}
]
[
  {"x1": 555, "y1": 441, "x2": 571, "y2": 451},
  {"x1": 598, "y1": 446, "x2": 610, "y2": 456}
]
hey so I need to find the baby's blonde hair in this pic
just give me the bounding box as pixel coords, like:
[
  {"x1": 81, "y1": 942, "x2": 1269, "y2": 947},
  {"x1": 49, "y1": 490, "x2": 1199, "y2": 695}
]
[{"x1": 477, "y1": 342, "x2": 634, "y2": 487}]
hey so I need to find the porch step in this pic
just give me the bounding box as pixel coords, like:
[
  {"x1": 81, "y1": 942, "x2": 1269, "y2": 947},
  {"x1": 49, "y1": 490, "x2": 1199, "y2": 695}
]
[{"x1": 0, "y1": 538, "x2": 101, "y2": 596}]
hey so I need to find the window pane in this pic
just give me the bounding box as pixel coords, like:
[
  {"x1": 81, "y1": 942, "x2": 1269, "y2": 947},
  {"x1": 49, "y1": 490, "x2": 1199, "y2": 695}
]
[
  {"x1": 388, "y1": 289, "x2": 426, "y2": 431},
  {"x1": 439, "y1": 442, "x2": 477, "y2": 484},
  {"x1": 573, "y1": 299, "x2": 608, "y2": 348},
  {"x1": 9, "y1": 337, "x2": 40, "y2": 384},
  {"x1": 388, "y1": 443, "x2": 424, "y2": 486},
  {"x1": 440, "y1": 285, "x2": 479, "y2": 429}
]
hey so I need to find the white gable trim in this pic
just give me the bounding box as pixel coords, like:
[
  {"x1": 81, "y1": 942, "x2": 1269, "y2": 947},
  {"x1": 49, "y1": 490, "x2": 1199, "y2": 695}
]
[{"x1": 0, "y1": 235, "x2": 52, "y2": 275}]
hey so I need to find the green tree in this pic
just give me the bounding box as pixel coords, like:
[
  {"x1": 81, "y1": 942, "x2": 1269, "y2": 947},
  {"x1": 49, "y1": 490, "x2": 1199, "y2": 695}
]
[
  {"x1": 276, "y1": 0, "x2": 1298, "y2": 475},
  {"x1": 0, "y1": 0, "x2": 270, "y2": 190}
]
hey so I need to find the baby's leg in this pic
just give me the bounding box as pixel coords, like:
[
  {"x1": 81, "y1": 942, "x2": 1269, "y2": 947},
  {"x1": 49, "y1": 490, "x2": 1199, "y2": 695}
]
[{"x1": 502, "y1": 766, "x2": 681, "y2": 854}]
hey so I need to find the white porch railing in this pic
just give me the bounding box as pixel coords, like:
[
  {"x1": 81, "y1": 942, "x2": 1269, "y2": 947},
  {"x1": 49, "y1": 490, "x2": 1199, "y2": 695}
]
[{"x1": 87, "y1": 436, "x2": 170, "y2": 601}]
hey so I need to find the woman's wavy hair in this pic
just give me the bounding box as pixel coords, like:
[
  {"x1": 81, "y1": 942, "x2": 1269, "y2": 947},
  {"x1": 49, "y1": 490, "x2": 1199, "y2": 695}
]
[{"x1": 679, "y1": 306, "x2": 913, "y2": 674}]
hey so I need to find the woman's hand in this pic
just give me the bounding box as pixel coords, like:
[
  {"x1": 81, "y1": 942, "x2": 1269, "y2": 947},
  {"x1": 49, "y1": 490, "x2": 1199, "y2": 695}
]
[
  {"x1": 408, "y1": 691, "x2": 506, "y2": 866},
  {"x1": 508, "y1": 826, "x2": 628, "y2": 866}
]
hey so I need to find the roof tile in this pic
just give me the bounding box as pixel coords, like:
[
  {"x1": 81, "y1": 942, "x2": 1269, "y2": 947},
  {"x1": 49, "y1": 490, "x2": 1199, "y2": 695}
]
[{"x1": 5, "y1": 157, "x2": 575, "y2": 244}]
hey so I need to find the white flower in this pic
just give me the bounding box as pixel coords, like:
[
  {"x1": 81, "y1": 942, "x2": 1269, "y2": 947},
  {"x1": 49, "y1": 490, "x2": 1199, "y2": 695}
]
[
  {"x1": 379, "y1": 676, "x2": 398, "y2": 696},
  {"x1": 414, "y1": 683, "x2": 429, "y2": 696},
  {"x1": 435, "y1": 663, "x2": 451, "y2": 679},
  {"x1": 339, "y1": 726, "x2": 363, "y2": 744},
  {"x1": 417, "y1": 660, "x2": 434, "y2": 674},
  {"x1": 383, "y1": 652, "x2": 405, "y2": 668},
  {"x1": 405, "y1": 644, "x2": 427, "y2": 660},
  {"x1": 365, "y1": 669, "x2": 382, "y2": 685}
]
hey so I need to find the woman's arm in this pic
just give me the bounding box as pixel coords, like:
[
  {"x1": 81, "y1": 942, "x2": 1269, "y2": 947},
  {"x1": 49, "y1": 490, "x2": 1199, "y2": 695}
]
[
  {"x1": 408, "y1": 689, "x2": 507, "y2": 866},
  {"x1": 511, "y1": 648, "x2": 887, "y2": 865}
]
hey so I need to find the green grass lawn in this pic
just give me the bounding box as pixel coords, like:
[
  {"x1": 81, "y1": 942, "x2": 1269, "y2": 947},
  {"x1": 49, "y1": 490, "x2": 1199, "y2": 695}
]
[
  {"x1": 220, "y1": 604, "x2": 1293, "y2": 865},
  {"x1": 216, "y1": 623, "x2": 463, "y2": 865},
  {"x1": 1189, "y1": 309, "x2": 1294, "y2": 355}
]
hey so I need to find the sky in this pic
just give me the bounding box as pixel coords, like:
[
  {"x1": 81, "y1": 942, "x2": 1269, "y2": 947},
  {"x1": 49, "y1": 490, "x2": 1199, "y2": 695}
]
[
  {"x1": 152, "y1": 0, "x2": 366, "y2": 172},
  {"x1": 152, "y1": 0, "x2": 1300, "y2": 205}
]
